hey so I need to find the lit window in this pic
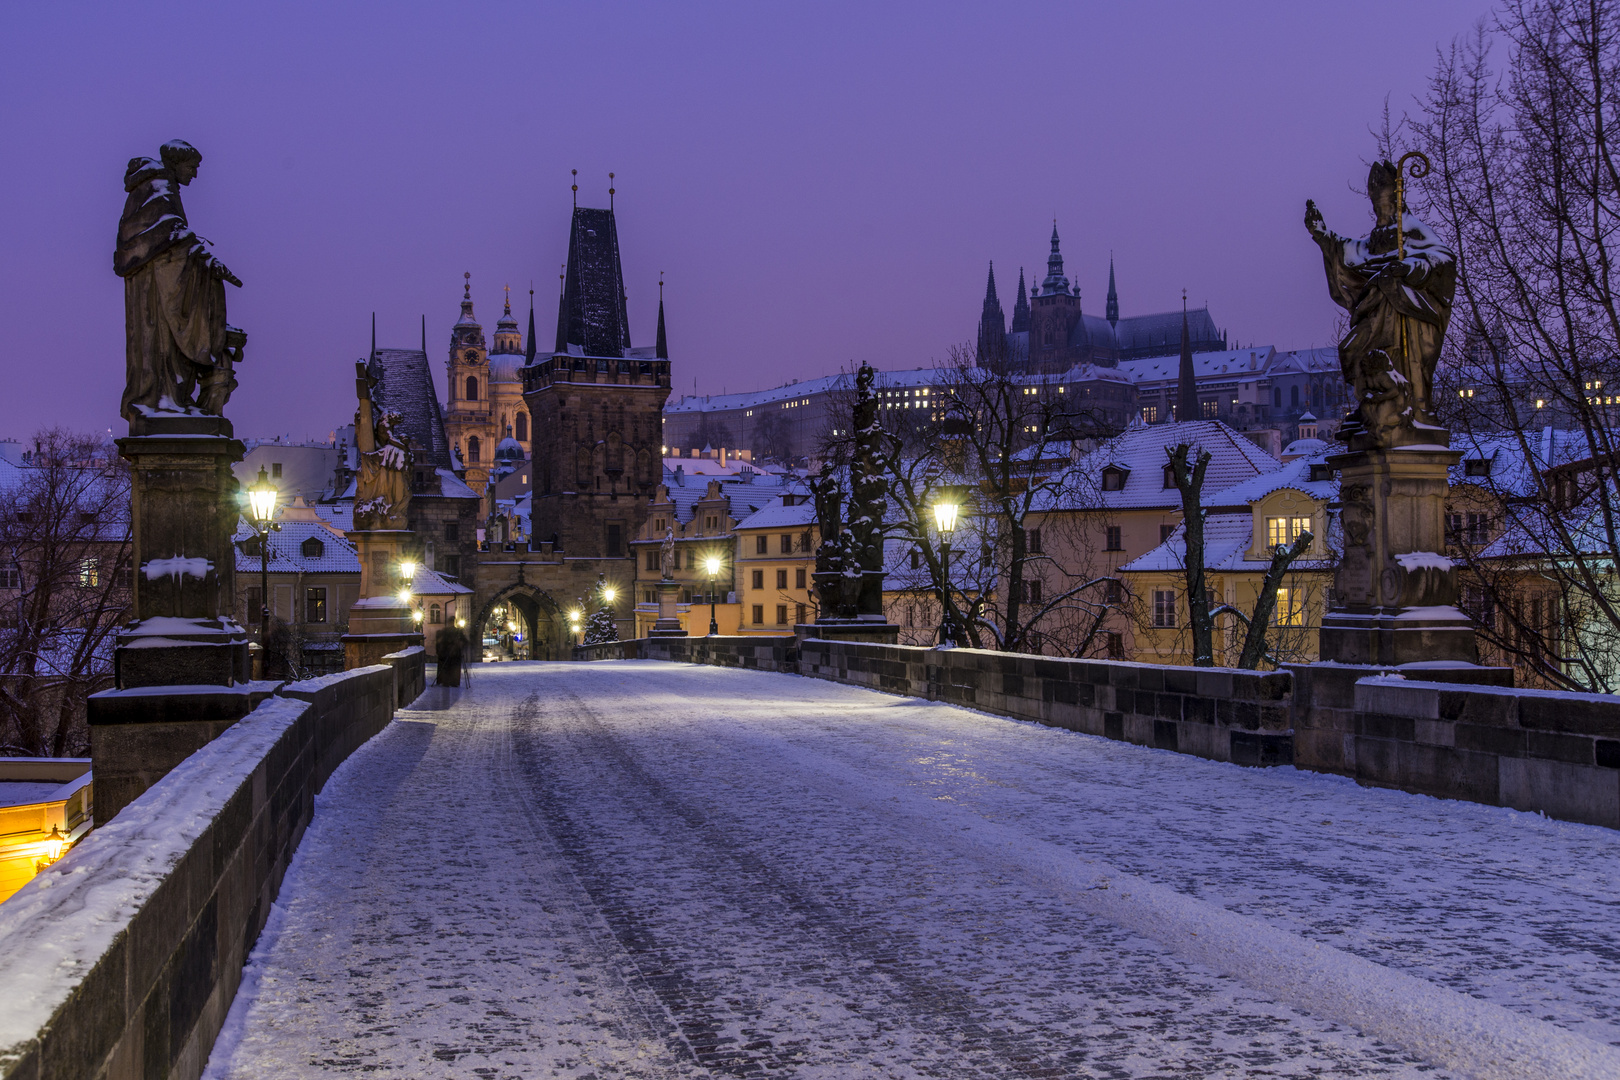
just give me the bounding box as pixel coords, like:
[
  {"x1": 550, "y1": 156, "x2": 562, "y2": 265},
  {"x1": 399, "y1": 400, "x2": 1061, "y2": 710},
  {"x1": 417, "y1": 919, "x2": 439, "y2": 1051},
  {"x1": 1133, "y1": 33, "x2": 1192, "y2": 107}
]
[
  {"x1": 1275, "y1": 587, "x2": 1305, "y2": 626},
  {"x1": 78, "y1": 558, "x2": 99, "y2": 587},
  {"x1": 1265, "y1": 516, "x2": 1311, "y2": 548}
]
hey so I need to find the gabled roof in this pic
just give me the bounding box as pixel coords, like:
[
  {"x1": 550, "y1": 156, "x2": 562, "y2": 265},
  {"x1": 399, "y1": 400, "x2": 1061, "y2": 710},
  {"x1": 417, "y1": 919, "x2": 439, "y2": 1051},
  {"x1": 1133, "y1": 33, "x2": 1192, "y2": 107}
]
[
  {"x1": 232, "y1": 520, "x2": 360, "y2": 574},
  {"x1": 734, "y1": 502, "x2": 816, "y2": 531},
  {"x1": 1205, "y1": 451, "x2": 1337, "y2": 505},
  {"x1": 367, "y1": 348, "x2": 451, "y2": 468},
  {"x1": 1045, "y1": 419, "x2": 1283, "y2": 511},
  {"x1": 1115, "y1": 306, "x2": 1223, "y2": 354},
  {"x1": 1119, "y1": 512, "x2": 1338, "y2": 574}
]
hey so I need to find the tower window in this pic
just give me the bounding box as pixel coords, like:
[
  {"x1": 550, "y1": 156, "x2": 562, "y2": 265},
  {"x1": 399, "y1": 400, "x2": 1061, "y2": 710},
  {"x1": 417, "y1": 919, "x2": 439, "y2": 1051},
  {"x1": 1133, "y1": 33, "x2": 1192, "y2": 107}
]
[
  {"x1": 466, "y1": 376, "x2": 479, "y2": 401},
  {"x1": 516, "y1": 412, "x2": 528, "y2": 442},
  {"x1": 467, "y1": 436, "x2": 481, "y2": 462}
]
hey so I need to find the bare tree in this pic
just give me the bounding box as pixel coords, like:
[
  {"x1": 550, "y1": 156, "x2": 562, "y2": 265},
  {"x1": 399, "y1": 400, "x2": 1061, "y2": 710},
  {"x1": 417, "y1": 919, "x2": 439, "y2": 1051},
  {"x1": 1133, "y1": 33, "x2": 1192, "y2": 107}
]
[
  {"x1": 880, "y1": 344, "x2": 1123, "y2": 655},
  {"x1": 1409, "y1": 0, "x2": 1620, "y2": 689},
  {"x1": 1165, "y1": 442, "x2": 1313, "y2": 669},
  {"x1": 0, "y1": 430, "x2": 132, "y2": 755}
]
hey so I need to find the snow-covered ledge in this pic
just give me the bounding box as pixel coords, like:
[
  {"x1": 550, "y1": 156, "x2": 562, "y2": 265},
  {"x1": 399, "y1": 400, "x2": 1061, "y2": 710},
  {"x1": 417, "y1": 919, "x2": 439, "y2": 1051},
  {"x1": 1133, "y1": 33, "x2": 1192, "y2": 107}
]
[{"x1": 0, "y1": 662, "x2": 400, "y2": 1080}]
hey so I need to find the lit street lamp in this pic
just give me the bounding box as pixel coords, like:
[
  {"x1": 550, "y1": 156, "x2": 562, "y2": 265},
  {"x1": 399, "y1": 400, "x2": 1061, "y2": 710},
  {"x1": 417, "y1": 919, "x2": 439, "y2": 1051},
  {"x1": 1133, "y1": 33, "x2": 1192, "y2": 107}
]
[
  {"x1": 245, "y1": 466, "x2": 280, "y2": 674},
  {"x1": 703, "y1": 555, "x2": 722, "y2": 636},
  {"x1": 933, "y1": 491, "x2": 962, "y2": 649}
]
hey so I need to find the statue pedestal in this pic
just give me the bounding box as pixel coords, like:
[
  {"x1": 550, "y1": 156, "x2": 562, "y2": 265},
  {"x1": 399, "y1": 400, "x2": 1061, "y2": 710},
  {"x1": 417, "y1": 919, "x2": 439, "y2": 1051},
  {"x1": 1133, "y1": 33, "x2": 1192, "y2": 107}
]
[
  {"x1": 342, "y1": 528, "x2": 421, "y2": 669},
  {"x1": 650, "y1": 578, "x2": 687, "y2": 637},
  {"x1": 1320, "y1": 444, "x2": 1478, "y2": 665},
  {"x1": 91, "y1": 411, "x2": 254, "y2": 822},
  {"x1": 797, "y1": 619, "x2": 901, "y2": 645}
]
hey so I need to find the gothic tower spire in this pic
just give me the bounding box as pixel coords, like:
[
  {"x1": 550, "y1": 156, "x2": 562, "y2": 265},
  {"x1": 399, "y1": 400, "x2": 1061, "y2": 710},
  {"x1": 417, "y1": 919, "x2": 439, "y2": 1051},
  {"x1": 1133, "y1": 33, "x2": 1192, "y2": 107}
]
[
  {"x1": 977, "y1": 261, "x2": 1006, "y2": 364},
  {"x1": 525, "y1": 287, "x2": 537, "y2": 364},
  {"x1": 656, "y1": 275, "x2": 669, "y2": 360},
  {"x1": 1042, "y1": 222, "x2": 1070, "y2": 296},
  {"x1": 1010, "y1": 267, "x2": 1030, "y2": 333},
  {"x1": 1105, "y1": 256, "x2": 1119, "y2": 328},
  {"x1": 1178, "y1": 290, "x2": 1197, "y2": 422}
]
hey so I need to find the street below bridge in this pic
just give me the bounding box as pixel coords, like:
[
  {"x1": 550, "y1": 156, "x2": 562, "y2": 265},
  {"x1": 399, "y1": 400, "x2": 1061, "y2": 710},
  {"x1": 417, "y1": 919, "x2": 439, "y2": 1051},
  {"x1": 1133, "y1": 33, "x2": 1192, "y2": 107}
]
[{"x1": 204, "y1": 661, "x2": 1620, "y2": 1079}]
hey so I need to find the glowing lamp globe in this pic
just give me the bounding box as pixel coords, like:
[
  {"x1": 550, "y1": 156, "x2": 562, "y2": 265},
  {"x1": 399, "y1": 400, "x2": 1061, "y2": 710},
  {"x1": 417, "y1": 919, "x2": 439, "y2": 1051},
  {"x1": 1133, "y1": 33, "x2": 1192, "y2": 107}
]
[
  {"x1": 246, "y1": 466, "x2": 278, "y2": 525},
  {"x1": 933, "y1": 500, "x2": 960, "y2": 535},
  {"x1": 400, "y1": 561, "x2": 416, "y2": 581},
  {"x1": 704, "y1": 556, "x2": 721, "y2": 576},
  {"x1": 42, "y1": 824, "x2": 67, "y2": 863},
  {"x1": 602, "y1": 586, "x2": 617, "y2": 603}
]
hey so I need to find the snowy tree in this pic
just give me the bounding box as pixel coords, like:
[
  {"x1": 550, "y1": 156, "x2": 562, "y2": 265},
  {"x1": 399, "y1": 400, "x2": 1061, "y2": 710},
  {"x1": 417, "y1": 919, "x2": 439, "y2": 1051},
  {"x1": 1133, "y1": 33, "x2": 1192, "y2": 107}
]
[{"x1": 583, "y1": 605, "x2": 619, "y2": 646}]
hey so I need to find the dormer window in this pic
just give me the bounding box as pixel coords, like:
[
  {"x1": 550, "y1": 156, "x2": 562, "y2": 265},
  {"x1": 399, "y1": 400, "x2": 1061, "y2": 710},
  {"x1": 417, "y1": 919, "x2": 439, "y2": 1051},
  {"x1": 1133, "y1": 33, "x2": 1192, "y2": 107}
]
[
  {"x1": 1309, "y1": 463, "x2": 1334, "y2": 482},
  {"x1": 1101, "y1": 466, "x2": 1130, "y2": 492},
  {"x1": 301, "y1": 537, "x2": 325, "y2": 559},
  {"x1": 1162, "y1": 465, "x2": 1177, "y2": 490}
]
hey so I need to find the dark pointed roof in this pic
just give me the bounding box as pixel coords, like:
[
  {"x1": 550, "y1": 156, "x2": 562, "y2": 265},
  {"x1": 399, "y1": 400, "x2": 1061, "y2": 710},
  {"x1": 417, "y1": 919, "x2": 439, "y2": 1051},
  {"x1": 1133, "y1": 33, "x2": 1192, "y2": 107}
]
[
  {"x1": 1177, "y1": 299, "x2": 1198, "y2": 421},
  {"x1": 1105, "y1": 258, "x2": 1119, "y2": 327},
  {"x1": 1042, "y1": 225, "x2": 1070, "y2": 296},
  {"x1": 1010, "y1": 267, "x2": 1030, "y2": 333},
  {"x1": 525, "y1": 290, "x2": 537, "y2": 363},
  {"x1": 366, "y1": 347, "x2": 452, "y2": 468},
  {"x1": 655, "y1": 292, "x2": 669, "y2": 360},
  {"x1": 554, "y1": 206, "x2": 631, "y2": 357},
  {"x1": 977, "y1": 261, "x2": 1006, "y2": 362}
]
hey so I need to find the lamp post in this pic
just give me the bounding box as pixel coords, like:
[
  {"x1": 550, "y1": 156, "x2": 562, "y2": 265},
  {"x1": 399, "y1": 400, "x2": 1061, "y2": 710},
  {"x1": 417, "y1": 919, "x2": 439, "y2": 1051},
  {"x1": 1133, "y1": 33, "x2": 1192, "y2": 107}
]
[
  {"x1": 933, "y1": 493, "x2": 961, "y2": 649},
  {"x1": 703, "y1": 555, "x2": 721, "y2": 635},
  {"x1": 245, "y1": 466, "x2": 280, "y2": 674}
]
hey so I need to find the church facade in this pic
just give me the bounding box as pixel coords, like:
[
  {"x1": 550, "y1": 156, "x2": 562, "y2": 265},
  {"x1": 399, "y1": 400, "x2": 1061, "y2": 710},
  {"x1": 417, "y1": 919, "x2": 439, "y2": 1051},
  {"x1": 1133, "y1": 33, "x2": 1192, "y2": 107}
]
[{"x1": 979, "y1": 226, "x2": 1228, "y2": 373}]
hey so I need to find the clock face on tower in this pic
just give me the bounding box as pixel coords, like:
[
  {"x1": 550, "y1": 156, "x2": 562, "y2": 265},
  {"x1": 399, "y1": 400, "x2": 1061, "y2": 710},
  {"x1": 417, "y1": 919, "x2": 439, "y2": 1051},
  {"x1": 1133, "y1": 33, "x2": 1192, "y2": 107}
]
[{"x1": 465, "y1": 350, "x2": 479, "y2": 363}]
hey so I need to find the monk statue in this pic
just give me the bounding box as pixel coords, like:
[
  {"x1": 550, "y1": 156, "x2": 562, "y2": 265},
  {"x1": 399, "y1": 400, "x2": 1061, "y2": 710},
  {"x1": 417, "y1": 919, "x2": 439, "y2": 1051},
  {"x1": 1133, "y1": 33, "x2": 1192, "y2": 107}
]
[
  {"x1": 1305, "y1": 159, "x2": 1456, "y2": 447},
  {"x1": 115, "y1": 140, "x2": 245, "y2": 422},
  {"x1": 660, "y1": 524, "x2": 676, "y2": 581},
  {"x1": 353, "y1": 360, "x2": 412, "y2": 530}
]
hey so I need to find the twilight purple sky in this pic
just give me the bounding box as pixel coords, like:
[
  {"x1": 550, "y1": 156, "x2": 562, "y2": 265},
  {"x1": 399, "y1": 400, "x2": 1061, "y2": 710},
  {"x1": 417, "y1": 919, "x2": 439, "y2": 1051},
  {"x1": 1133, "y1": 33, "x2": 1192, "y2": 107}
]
[{"x1": 1, "y1": 1, "x2": 1490, "y2": 441}]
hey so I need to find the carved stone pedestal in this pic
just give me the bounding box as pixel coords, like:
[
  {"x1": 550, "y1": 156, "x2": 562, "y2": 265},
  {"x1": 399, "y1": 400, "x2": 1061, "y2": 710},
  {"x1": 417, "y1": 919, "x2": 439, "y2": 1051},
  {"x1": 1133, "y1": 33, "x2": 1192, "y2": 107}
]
[
  {"x1": 797, "y1": 619, "x2": 901, "y2": 645},
  {"x1": 342, "y1": 528, "x2": 421, "y2": 669},
  {"x1": 90, "y1": 411, "x2": 255, "y2": 822},
  {"x1": 1320, "y1": 443, "x2": 1478, "y2": 666},
  {"x1": 650, "y1": 578, "x2": 687, "y2": 636}
]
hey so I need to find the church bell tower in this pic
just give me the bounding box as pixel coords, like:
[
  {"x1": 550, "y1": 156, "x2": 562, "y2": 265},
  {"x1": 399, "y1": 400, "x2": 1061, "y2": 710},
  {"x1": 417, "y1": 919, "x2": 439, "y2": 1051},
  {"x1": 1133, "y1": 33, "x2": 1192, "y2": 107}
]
[{"x1": 444, "y1": 273, "x2": 492, "y2": 494}]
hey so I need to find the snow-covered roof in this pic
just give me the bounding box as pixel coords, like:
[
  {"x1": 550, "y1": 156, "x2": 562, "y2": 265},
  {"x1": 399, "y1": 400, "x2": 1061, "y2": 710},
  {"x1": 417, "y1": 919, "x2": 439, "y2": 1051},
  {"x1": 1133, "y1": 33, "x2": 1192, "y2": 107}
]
[
  {"x1": 1118, "y1": 347, "x2": 1275, "y2": 386},
  {"x1": 1120, "y1": 512, "x2": 1337, "y2": 574},
  {"x1": 232, "y1": 520, "x2": 360, "y2": 574},
  {"x1": 1204, "y1": 452, "x2": 1337, "y2": 506},
  {"x1": 734, "y1": 502, "x2": 816, "y2": 531},
  {"x1": 1040, "y1": 419, "x2": 1283, "y2": 511},
  {"x1": 409, "y1": 565, "x2": 471, "y2": 597},
  {"x1": 1281, "y1": 438, "x2": 1329, "y2": 457},
  {"x1": 488, "y1": 352, "x2": 525, "y2": 384}
]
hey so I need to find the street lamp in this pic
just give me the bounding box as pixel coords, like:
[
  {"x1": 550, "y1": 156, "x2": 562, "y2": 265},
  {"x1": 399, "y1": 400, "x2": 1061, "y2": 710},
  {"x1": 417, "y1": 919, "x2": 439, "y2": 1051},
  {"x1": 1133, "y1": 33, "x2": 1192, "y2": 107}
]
[
  {"x1": 245, "y1": 466, "x2": 279, "y2": 672},
  {"x1": 703, "y1": 555, "x2": 722, "y2": 635},
  {"x1": 933, "y1": 492, "x2": 962, "y2": 648}
]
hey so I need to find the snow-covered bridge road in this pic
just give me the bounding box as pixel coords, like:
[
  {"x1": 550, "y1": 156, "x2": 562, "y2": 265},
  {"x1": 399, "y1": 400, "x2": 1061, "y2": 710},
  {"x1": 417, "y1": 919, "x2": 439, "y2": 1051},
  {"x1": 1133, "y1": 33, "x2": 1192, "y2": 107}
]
[{"x1": 204, "y1": 661, "x2": 1620, "y2": 1079}]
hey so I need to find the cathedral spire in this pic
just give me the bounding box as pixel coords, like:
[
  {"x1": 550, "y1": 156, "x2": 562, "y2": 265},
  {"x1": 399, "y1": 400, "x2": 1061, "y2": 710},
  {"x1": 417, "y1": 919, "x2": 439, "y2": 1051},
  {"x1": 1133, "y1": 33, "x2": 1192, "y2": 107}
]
[
  {"x1": 1177, "y1": 290, "x2": 1197, "y2": 422},
  {"x1": 1042, "y1": 222, "x2": 1069, "y2": 296},
  {"x1": 656, "y1": 275, "x2": 669, "y2": 360},
  {"x1": 370, "y1": 312, "x2": 376, "y2": 360},
  {"x1": 977, "y1": 261, "x2": 1006, "y2": 365},
  {"x1": 1010, "y1": 267, "x2": 1030, "y2": 333},
  {"x1": 1105, "y1": 255, "x2": 1119, "y2": 328}
]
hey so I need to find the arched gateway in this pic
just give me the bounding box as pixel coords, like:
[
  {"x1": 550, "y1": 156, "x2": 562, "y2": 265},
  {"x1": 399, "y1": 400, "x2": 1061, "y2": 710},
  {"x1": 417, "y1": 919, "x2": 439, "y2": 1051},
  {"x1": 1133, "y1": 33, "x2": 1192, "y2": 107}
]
[{"x1": 471, "y1": 584, "x2": 567, "y2": 662}]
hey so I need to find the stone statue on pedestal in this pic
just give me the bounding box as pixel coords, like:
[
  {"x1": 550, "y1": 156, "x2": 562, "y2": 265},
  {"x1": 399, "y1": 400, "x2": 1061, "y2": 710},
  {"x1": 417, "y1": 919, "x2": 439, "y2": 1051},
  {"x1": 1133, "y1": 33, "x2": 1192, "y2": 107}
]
[
  {"x1": 353, "y1": 361, "x2": 412, "y2": 531},
  {"x1": 1305, "y1": 159, "x2": 1455, "y2": 449},
  {"x1": 115, "y1": 140, "x2": 246, "y2": 422},
  {"x1": 660, "y1": 524, "x2": 676, "y2": 581},
  {"x1": 1306, "y1": 156, "x2": 1480, "y2": 667}
]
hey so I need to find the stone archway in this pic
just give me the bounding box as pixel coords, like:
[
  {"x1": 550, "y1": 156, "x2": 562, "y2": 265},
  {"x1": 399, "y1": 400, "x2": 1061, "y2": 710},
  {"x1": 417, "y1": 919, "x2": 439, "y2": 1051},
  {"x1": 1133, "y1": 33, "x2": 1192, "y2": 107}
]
[{"x1": 472, "y1": 584, "x2": 567, "y2": 662}]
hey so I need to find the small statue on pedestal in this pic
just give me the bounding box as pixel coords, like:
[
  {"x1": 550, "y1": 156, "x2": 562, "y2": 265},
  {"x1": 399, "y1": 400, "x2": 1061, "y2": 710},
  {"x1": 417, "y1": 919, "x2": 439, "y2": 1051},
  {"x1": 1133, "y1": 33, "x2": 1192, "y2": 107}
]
[
  {"x1": 1305, "y1": 156, "x2": 1456, "y2": 448},
  {"x1": 115, "y1": 140, "x2": 245, "y2": 422}
]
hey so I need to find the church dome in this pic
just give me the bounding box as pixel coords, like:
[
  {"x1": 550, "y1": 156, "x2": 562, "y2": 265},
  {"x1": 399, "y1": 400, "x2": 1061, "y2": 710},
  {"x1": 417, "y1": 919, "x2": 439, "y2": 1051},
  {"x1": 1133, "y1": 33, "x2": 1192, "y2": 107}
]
[
  {"x1": 495, "y1": 434, "x2": 525, "y2": 462},
  {"x1": 489, "y1": 353, "x2": 525, "y2": 383}
]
